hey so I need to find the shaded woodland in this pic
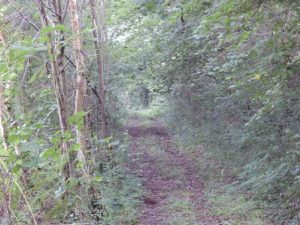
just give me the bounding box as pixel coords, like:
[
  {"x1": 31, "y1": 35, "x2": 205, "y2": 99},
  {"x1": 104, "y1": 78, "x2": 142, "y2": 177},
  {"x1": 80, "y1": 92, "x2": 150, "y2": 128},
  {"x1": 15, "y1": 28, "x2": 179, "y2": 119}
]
[{"x1": 0, "y1": 0, "x2": 300, "y2": 224}]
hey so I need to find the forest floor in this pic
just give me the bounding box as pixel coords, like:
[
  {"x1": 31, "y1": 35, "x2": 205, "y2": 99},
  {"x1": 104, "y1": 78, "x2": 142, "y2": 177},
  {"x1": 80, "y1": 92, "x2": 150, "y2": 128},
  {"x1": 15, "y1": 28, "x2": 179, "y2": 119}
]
[{"x1": 125, "y1": 116, "x2": 221, "y2": 225}]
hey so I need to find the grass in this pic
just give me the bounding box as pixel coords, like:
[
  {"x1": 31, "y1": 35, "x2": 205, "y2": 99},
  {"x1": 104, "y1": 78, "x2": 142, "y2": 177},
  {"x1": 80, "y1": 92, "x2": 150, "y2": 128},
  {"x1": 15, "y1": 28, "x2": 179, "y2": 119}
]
[
  {"x1": 165, "y1": 194, "x2": 198, "y2": 225},
  {"x1": 161, "y1": 109, "x2": 271, "y2": 225},
  {"x1": 207, "y1": 191, "x2": 266, "y2": 225},
  {"x1": 178, "y1": 145, "x2": 270, "y2": 225},
  {"x1": 127, "y1": 103, "x2": 271, "y2": 225},
  {"x1": 128, "y1": 96, "x2": 167, "y2": 119}
]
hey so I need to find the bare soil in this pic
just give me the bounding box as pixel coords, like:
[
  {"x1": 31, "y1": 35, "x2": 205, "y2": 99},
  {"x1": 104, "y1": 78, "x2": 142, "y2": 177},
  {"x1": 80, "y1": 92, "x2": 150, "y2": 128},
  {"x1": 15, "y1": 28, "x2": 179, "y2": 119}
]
[{"x1": 125, "y1": 118, "x2": 221, "y2": 225}]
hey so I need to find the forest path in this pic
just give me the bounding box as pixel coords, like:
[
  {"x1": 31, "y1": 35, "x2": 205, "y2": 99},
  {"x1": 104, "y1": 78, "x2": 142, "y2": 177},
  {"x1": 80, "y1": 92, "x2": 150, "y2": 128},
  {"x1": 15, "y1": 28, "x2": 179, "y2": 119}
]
[{"x1": 125, "y1": 116, "x2": 220, "y2": 225}]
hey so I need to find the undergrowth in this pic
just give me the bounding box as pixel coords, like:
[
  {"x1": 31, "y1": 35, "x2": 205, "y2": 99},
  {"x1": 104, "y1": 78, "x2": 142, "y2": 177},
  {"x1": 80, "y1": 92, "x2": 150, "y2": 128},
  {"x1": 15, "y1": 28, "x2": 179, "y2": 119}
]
[
  {"x1": 165, "y1": 195, "x2": 198, "y2": 225},
  {"x1": 127, "y1": 96, "x2": 167, "y2": 119},
  {"x1": 161, "y1": 104, "x2": 274, "y2": 225},
  {"x1": 98, "y1": 135, "x2": 144, "y2": 225}
]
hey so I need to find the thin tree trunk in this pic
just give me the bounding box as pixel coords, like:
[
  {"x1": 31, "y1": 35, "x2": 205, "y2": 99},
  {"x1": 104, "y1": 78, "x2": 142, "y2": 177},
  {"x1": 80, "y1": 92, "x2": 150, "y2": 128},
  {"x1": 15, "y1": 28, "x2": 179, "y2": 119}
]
[
  {"x1": 0, "y1": 32, "x2": 8, "y2": 151},
  {"x1": 34, "y1": 0, "x2": 73, "y2": 177},
  {"x1": 69, "y1": 0, "x2": 88, "y2": 167},
  {"x1": 0, "y1": 33, "x2": 12, "y2": 220},
  {"x1": 89, "y1": 0, "x2": 109, "y2": 138},
  {"x1": 0, "y1": 84, "x2": 8, "y2": 151}
]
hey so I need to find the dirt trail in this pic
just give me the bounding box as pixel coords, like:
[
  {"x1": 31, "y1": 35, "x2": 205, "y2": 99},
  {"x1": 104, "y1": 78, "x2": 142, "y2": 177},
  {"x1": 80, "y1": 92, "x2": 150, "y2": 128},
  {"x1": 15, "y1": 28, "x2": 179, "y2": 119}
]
[{"x1": 126, "y1": 118, "x2": 220, "y2": 225}]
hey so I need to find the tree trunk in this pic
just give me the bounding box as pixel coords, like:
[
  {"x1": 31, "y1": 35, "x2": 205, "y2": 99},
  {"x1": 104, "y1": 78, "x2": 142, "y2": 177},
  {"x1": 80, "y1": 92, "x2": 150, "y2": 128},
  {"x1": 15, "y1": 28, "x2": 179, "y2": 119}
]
[
  {"x1": 141, "y1": 86, "x2": 150, "y2": 107},
  {"x1": 89, "y1": 0, "x2": 109, "y2": 138},
  {"x1": 69, "y1": 0, "x2": 88, "y2": 167},
  {"x1": 34, "y1": 0, "x2": 72, "y2": 177},
  {"x1": 0, "y1": 83, "x2": 8, "y2": 151},
  {"x1": 0, "y1": 32, "x2": 8, "y2": 151}
]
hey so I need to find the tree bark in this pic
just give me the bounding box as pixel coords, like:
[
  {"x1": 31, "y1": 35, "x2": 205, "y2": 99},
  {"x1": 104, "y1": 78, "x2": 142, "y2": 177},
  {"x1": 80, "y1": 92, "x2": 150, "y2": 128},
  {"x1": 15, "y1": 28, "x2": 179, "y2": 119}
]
[
  {"x1": 0, "y1": 32, "x2": 8, "y2": 151},
  {"x1": 141, "y1": 86, "x2": 150, "y2": 107},
  {"x1": 0, "y1": 83, "x2": 8, "y2": 151},
  {"x1": 89, "y1": 0, "x2": 109, "y2": 138},
  {"x1": 34, "y1": 0, "x2": 72, "y2": 177},
  {"x1": 69, "y1": 0, "x2": 88, "y2": 167}
]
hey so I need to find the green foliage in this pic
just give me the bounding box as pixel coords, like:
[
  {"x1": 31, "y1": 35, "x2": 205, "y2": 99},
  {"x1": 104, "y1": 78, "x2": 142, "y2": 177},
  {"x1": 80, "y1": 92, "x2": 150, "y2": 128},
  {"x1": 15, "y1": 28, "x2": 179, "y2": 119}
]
[
  {"x1": 93, "y1": 139, "x2": 143, "y2": 225},
  {"x1": 109, "y1": 0, "x2": 300, "y2": 222},
  {"x1": 165, "y1": 195, "x2": 198, "y2": 225},
  {"x1": 208, "y1": 191, "x2": 266, "y2": 225},
  {"x1": 69, "y1": 111, "x2": 87, "y2": 128},
  {"x1": 2, "y1": 0, "x2": 300, "y2": 223}
]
